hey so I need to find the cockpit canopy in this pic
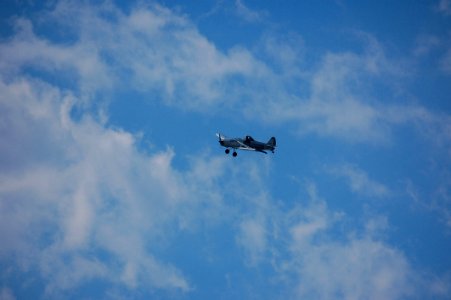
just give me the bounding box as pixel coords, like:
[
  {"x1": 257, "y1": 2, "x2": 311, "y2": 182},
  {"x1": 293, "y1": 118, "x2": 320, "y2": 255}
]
[{"x1": 245, "y1": 135, "x2": 254, "y2": 142}]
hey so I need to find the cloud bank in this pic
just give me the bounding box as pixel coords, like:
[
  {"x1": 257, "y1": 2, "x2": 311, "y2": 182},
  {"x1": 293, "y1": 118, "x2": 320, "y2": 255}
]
[
  {"x1": 0, "y1": 1, "x2": 450, "y2": 299},
  {"x1": 1, "y1": 1, "x2": 449, "y2": 145},
  {"x1": 0, "y1": 77, "x2": 216, "y2": 294}
]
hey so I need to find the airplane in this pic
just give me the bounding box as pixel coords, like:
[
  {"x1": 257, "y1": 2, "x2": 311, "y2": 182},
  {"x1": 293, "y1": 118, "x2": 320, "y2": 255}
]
[{"x1": 216, "y1": 133, "x2": 276, "y2": 157}]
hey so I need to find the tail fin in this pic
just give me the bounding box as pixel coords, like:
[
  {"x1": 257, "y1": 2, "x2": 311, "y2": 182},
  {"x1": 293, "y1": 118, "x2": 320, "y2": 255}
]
[{"x1": 267, "y1": 137, "x2": 276, "y2": 147}]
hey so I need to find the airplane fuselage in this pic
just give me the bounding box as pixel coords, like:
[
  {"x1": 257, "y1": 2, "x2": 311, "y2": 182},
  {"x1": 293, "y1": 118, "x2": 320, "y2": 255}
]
[{"x1": 217, "y1": 134, "x2": 276, "y2": 155}]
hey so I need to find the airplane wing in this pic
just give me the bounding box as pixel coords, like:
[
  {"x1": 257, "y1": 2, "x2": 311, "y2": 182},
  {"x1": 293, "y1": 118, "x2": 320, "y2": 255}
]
[
  {"x1": 236, "y1": 140, "x2": 268, "y2": 154},
  {"x1": 235, "y1": 140, "x2": 258, "y2": 151}
]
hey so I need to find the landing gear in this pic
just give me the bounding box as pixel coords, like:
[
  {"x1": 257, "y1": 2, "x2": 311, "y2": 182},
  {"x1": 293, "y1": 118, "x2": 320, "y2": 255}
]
[{"x1": 224, "y1": 148, "x2": 237, "y2": 157}]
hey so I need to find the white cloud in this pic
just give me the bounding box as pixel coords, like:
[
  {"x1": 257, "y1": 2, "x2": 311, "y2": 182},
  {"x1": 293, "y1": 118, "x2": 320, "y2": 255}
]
[
  {"x1": 275, "y1": 183, "x2": 441, "y2": 300},
  {"x1": 0, "y1": 287, "x2": 15, "y2": 300},
  {"x1": 1, "y1": 2, "x2": 451, "y2": 298},
  {"x1": 406, "y1": 176, "x2": 451, "y2": 228},
  {"x1": 441, "y1": 48, "x2": 451, "y2": 74},
  {"x1": 247, "y1": 36, "x2": 410, "y2": 143},
  {"x1": 262, "y1": 33, "x2": 304, "y2": 64},
  {"x1": 0, "y1": 1, "x2": 265, "y2": 107},
  {"x1": 225, "y1": 180, "x2": 449, "y2": 299},
  {"x1": 252, "y1": 31, "x2": 451, "y2": 148},
  {"x1": 0, "y1": 73, "x2": 446, "y2": 299},
  {"x1": 290, "y1": 213, "x2": 328, "y2": 244},
  {"x1": 328, "y1": 164, "x2": 390, "y2": 198},
  {"x1": 236, "y1": 217, "x2": 267, "y2": 265},
  {"x1": 413, "y1": 33, "x2": 451, "y2": 76},
  {"x1": 290, "y1": 237, "x2": 415, "y2": 300},
  {"x1": 0, "y1": 19, "x2": 113, "y2": 98},
  {"x1": 235, "y1": 0, "x2": 266, "y2": 22},
  {"x1": 437, "y1": 0, "x2": 451, "y2": 15},
  {"x1": 0, "y1": 75, "x2": 234, "y2": 294},
  {"x1": 1, "y1": 1, "x2": 449, "y2": 148},
  {"x1": 413, "y1": 35, "x2": 441, "y2": 57}
]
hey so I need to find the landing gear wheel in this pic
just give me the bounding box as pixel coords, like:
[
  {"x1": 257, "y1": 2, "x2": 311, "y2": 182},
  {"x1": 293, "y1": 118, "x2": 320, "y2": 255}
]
[
  {"x1": 232, "y1": 152, "x2": 237, "y2": 157},
  {"x1": 225, "y1": 149, "x2": 230, "y2": 154}
]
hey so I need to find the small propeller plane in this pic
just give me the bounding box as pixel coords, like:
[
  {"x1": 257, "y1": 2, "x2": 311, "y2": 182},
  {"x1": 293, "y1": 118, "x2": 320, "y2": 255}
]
[{"x1": 216, "y1": 133, "x2": 276, "y2": 157}]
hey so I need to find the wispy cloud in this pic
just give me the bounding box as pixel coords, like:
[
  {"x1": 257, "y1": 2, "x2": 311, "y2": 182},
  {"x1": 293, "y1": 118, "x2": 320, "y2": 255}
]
[
  {"x1": 1, "y1": 1, "x2": 449, "y2": 148},
  {"x1": 328, "y1": 164, "x2": 391, "y2": 198},
  {"x1": 0, "y1": 287, "x2": 15, "y2": 300},
  {"x1": 213, "y1": 178, "x2": 449, "y2": 299},
  {"x1": 0, "y1": 73, "x2": 447, "y2": 299},
  {"x1": 236, "y1": 217, "x2": 267, "y2": 265},
  {"x1": 234, "y1": 0, "x2": 266, "y2": 22},
  {"x1": 0, "y1": 1, "x2": 264, "y2": 106},
  {"x1": 413, "y1": 34, "x2": 441, "y2": 57},
  {"x1": 441, "y1": 48, "x2": 451, "y2": 74},
  {"x1": 1, "y1": 2, "x2": 450, "y2": 298},
  {"x1": 406, "y1": 177, "x2": 451, "y2": 228},
  {"x1": 437, "y1": 0, "x2": 451, "y2": 16},
  {"x1": 276, "y1": 183, "x2": 447, "y2": 299},
  {"x1": 0, "y1": 77, "x2": 232, "y2": 294}
]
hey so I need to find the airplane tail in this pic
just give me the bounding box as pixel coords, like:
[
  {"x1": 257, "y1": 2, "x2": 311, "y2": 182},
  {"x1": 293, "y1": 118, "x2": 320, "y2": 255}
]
[{"x1": 267, "y1": 137, "x2": 276, "y2": 147}]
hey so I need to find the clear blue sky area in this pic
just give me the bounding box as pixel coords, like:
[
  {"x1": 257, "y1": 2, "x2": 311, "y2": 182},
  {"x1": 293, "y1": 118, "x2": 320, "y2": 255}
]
[{"x1": 1, "y1": 1, "x2": 451, "y2": 299}]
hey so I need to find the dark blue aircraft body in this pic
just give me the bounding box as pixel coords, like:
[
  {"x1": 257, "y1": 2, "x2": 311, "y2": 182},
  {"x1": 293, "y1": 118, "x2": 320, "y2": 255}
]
[{"x1": 216, "y1": 133, "x2": 276, "y2": 157}]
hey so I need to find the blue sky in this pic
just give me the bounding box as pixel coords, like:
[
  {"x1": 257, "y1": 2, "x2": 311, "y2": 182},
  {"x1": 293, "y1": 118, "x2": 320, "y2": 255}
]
[{"x1": 1, "y1": 0, "x2": 451, "y2": 299}]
